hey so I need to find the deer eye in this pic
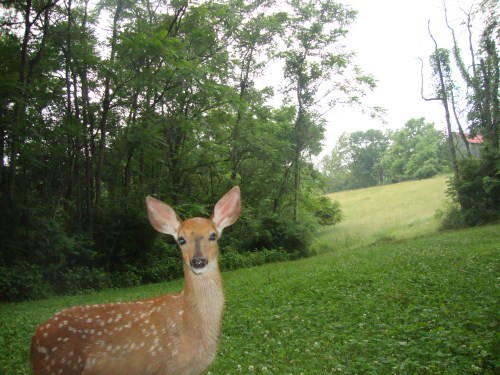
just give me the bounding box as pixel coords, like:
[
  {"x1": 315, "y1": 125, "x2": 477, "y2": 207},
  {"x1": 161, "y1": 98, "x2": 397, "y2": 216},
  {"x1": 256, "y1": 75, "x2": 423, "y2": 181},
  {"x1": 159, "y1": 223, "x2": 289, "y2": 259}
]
[
  {"x1": 179, "y1": 237, "x2": 186, "y2": 245},
  {"x1": 209, "y1": 233, "x2": 216, "y2": 241}
]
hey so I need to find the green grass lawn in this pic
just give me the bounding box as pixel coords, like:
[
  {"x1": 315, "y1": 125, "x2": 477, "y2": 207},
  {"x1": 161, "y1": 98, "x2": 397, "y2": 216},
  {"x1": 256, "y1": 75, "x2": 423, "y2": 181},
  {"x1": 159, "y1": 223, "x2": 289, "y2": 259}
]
[
  {"x1": 1, "y1": 177, "x2": 499, "y2": 374},
  {"x1": 213, "y1": 224, "x2": 499, "y2": 374}
]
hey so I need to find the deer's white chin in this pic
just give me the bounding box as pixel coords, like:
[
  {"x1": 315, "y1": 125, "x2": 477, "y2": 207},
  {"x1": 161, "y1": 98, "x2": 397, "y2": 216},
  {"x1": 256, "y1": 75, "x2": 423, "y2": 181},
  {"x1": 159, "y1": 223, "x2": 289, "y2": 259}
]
[{"x1": 190, "y1": 261, "x2": 216, "y2": 276}]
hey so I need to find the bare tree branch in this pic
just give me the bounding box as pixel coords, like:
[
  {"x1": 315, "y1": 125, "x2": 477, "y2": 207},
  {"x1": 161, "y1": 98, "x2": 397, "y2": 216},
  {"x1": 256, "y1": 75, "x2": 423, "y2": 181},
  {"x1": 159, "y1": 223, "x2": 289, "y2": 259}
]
[{"x1": 418, "y1": 57, "x2": 441, "y2": 101}]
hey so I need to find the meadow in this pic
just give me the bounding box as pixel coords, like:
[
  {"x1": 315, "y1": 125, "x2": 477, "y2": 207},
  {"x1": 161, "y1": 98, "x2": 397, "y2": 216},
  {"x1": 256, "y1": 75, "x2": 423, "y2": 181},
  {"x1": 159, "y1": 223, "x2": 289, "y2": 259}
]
[
  {"x1": 314, "y1": 175, "x2": 449, "y2": 253},
  {"x1": 1, "y1": 176, "x2": 498, "y2": 374}
]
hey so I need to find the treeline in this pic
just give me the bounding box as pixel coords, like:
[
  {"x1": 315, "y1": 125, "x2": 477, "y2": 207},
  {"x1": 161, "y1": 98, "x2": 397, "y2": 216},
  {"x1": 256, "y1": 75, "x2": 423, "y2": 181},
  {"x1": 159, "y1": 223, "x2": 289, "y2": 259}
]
[
  {"x1": 321, "y1": 118, "x2": 451, "y2": 192},
  {"x1": 0, "y1": 0, "x2": 353, "y2": 301}
]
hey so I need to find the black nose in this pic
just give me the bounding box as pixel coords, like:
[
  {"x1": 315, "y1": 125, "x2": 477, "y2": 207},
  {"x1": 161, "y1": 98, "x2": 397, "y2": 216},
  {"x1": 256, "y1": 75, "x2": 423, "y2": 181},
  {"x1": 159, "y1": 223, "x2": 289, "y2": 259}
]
[{"x1": 190, "y1": 257, "x2": 208, "y2": 269}]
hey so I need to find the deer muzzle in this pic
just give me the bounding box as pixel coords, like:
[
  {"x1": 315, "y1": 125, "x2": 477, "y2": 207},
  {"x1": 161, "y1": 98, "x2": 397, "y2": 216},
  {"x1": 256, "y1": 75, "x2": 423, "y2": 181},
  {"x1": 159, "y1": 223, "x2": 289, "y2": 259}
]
[{"x1": 190, "y1": 257, "x2": 208, "y2": 269}]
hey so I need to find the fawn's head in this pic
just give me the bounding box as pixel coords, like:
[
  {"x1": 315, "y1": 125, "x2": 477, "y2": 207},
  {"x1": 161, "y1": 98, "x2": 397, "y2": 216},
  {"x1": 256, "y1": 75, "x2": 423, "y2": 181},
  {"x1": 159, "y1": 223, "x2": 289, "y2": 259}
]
[{"x1": 146, "y1": 187, "x2": 241, "y2": 275}]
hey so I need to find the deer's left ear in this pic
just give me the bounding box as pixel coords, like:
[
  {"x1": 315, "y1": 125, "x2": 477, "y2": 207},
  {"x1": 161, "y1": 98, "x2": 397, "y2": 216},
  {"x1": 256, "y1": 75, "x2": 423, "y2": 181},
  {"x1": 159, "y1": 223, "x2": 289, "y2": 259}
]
[{"x1": 211, "y1": 186, "x2": 241, "y2": 234}]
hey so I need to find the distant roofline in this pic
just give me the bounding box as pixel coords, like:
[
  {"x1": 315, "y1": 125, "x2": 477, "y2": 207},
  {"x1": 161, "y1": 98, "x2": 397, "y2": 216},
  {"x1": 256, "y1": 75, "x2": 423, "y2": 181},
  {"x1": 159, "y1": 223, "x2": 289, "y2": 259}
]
[{"x1": 455, "y1": 133, "x2": 483, "y2": 144}]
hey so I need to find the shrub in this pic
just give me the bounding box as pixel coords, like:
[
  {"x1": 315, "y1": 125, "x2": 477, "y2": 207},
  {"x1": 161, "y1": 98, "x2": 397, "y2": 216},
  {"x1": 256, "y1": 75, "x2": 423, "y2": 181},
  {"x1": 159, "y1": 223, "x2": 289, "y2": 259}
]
[
  {"x1": 0, "y1": 263, "x2": 52, "y2": 302},
  {"x1": 435, "y1": 201, "x2": 467, "y2": 230},
  {"x1": 111, "y1": 266, "x2": 142, "y2": 288},
  {"x1": 219, "y1": 248, "x2": 247, "y2": 271},
  {"x1": 260, "y1": 247, "x2": 289, "y2": 263},
  {"x1": 314, "y1": 196, "x2": 343, "y2": 226},
  {"x1": 219, "y1": 247, "x2": 289, "y2": 272},
  {"x1": 55, "y1": 267, "x2": 111, "y2": 295},
  {"x1": 92, "y1": 203, "x2": 158, "y2": 274},
  {"x1": 141, "y1": 240, "x2": 183, "y2": 283},
  {"x1": 448, "y1": 151, "x2": 500, "y2": 226},
  {"x1": 249, "y1": 213, "x2": 316, "y2": 259},
  {"x1": 143, "y1": 257, "x2": 183, "y2": 283}
]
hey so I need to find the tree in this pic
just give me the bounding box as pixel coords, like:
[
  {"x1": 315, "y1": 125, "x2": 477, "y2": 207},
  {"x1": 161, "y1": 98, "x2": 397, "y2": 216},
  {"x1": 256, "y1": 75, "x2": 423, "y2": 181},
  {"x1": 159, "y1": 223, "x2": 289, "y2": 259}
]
[
  {"x1": 227, "y1": 2, "x2": 287, "y2": 185},
  {"x1": 320, "y1": 132, "x2": 351, "y2": 192},
  {"x1": 444, "y1": 0, "x2": 499, "y2": 151},
  {"x1": 382, "y1": 118, "x2": 448, "y2": 181},
  {"x1": 348, "y1": 129, "x2": 388, "y2": 188},
  {"x1": 421, "y1": 25, "x2": 459, "y2": 177},
  {"x1": 0, "y1": 0, "x2": 358, "y2": 301},
  {"x1": 2, "y1": 0, "x2": 59, "y2": 204},
  {"x1": 280, "y1": 0, "x2": 375, "y2": 221},
  {"x1": 423, "y1": 0, "x2": 500, "y2": 226}
]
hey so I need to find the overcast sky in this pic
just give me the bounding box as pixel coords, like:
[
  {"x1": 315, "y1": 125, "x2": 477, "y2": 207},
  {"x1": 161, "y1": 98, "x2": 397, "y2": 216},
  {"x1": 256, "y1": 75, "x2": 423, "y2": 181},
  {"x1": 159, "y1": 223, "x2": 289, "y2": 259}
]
[{"x1": 319, "y1": 0, "x2": 477, "y2": 156}]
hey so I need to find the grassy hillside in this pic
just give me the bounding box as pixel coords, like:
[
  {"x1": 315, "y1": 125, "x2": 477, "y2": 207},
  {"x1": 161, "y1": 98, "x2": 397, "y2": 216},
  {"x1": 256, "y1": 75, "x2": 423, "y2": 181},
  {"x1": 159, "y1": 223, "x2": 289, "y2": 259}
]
[
  {"x1": 1, "y1": 176, "x2": 498, "y2": 374},
  {"x1": 314, "y1": 176, "x2": 449, "y2": 253}
]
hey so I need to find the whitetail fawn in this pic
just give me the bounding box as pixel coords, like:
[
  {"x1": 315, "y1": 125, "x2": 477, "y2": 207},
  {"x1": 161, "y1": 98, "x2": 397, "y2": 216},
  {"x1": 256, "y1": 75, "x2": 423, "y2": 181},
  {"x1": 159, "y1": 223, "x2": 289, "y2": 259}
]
[{"x1": 30, "y1": 187, "x2": 241, "y2": 375}]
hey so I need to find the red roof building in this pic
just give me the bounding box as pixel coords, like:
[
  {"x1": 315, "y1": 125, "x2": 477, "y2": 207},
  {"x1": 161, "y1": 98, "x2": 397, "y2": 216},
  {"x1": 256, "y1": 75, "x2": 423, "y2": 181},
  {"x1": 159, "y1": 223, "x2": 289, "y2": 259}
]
[{"x1": 454, "y1": 133, "x2": 483, "y2": 158}]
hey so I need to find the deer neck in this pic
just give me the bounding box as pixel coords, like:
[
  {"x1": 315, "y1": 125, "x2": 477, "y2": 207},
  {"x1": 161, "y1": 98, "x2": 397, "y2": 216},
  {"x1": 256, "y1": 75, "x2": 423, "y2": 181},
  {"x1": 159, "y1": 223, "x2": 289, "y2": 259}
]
[{"x1": 182, "y1": 264, "x2": 224, "y2": 337}]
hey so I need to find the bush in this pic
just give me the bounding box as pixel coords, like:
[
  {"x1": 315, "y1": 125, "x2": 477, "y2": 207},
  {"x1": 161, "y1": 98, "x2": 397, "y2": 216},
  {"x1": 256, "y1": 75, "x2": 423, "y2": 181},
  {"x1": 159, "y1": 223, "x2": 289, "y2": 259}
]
[
  {"x1": 219, "y1": 247, "x2": 247, "y2": 271},
  {"x1": 0, "y1": 263, "x2": 52, "y2": 302},
  {"x1": 143, "y1": 257, "x2": 183, "y2": 283},
  {"x1": 141, "y1": 240, "x2": 183, "y2": 283},
  {"x1": 219, "y1": 247, "x2": 289, "y2": 272},
  {"x1": 249, "y1": 213, "x2": 317, "y2": 259},
  {"x1": 92, "y1": 203, "x2": 158, "y2": 274},
  {"x1": 449, "y1": 152, "x2": 500, "y2": 226},
  {"x1": 55, "y1": 267, "x2": 111, "y2": 295},
  {"x1": 435, "y1": 202, "x2": 467, "y2": 230},
  {"x1": 314, "y1": 196, "x2": 343, "y2": 226},
  {"x1": 111, "y1": 266, "x2": 142, "y2": 288}
]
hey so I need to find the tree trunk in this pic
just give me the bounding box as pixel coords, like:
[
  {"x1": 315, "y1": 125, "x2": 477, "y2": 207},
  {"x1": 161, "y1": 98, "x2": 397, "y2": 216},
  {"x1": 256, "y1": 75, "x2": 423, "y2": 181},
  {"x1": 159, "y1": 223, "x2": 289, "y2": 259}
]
[
  {"x1": 8, "y1": 0, "x2": 33, "y2": 203},
  {"x1": 293, "y1": 105, "x2": 305, "y2": 223},
  {"x1": 425, "y1": 21, "x2": 459, "y2": 177},
  {"x1": 79, "y1": 0, "x2": 95, "y2": 233}
]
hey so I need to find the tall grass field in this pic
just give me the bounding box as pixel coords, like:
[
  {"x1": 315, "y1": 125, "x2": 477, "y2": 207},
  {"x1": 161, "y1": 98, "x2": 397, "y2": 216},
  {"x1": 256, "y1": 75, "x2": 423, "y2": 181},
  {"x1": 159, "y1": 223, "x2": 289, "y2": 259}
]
[
  {"x1": 1, "y1": 176, "x2": 499, "y2": 374},
  {"x1": 314, "y1": 176, "x2": 449, "y2": 253}
]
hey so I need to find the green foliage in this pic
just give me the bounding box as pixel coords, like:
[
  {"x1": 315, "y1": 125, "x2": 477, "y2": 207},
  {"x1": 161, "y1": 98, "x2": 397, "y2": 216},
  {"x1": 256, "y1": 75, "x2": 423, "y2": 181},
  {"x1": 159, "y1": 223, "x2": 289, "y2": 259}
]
[
  {"x1": 245, "y1": 212, "x2": 317, "y2": 259},
  {"x1": 320, "y1": 132, "x2": 351, "y2": 192},
  {"x1": 0, "y1": 0, "x2": 350, "y2": 302},
  {"x1": 280, "y1": 0, "x2": 372, "y2": 220},
  {"x1": 348, "y1": 129, "x2": 388, "y2": 187},
  {"x1": 435, "y1": 201, "x2": 467, "y2": 230},
  {"x1": 446, "y1": 149, "x2": 500, "y2": 226},
  {"x1": 429, "y1": 48, "x2": 454, "y2": 96},
  {"x1": 0, "y1": 263, "x2": 51, "y2": 302},
  {"x1": 424, "y1": 1, "x2": 499, "y2": 228},
  {"x1": 219, "y1": 247, "x2": 289, "y2": 271},
  {"x1": 384, "y1": 118, "x2": 449, "y2": 182},
  {"x1": 56, "y1": 267, "x2": 112, "y2": 296},
  {"x1": 312, "y1": 196, "x2": 343, "y2": 226}
]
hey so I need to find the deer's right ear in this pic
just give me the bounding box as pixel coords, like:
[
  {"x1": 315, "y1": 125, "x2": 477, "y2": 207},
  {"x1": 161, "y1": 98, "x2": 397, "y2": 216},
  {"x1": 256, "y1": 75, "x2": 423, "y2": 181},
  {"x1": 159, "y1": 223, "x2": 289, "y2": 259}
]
[{"x1": 146, "y1": 196, "x2": 181, "y2": 239}]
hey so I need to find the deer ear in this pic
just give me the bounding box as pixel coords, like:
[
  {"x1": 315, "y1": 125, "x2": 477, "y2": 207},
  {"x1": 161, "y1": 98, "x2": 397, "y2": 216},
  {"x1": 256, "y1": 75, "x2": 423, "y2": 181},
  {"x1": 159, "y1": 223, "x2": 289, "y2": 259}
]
[
  {"x1": 146, "y1": 196, "x2": 181, "y2": 239},
  {"x1": 212, "y1": 186, "x2": 241, "y2": 234}
]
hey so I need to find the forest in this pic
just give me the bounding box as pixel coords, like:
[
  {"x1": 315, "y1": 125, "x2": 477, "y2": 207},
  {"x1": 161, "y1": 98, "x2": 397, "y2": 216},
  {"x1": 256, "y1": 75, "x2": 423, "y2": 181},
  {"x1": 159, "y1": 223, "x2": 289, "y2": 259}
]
[{"x1": 0, "y1": 0, "x2": 498, "y2": 301}]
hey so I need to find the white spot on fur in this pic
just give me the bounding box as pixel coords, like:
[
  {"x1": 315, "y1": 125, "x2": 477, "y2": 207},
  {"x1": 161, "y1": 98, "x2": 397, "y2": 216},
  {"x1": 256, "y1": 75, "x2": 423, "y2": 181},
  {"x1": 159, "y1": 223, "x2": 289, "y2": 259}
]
[{"x1": 37, "y1": 346, "x2": 48, "y2": 355}]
